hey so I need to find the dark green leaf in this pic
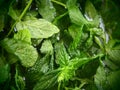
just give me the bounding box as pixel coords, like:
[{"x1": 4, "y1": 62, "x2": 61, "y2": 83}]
[
  {"x1": 0, "y1": 55, "x2": 6, "y2": 67},
  {"x1": 95, "y1": 65, "x2": 108, "y2": 90},
  {"x1": 36, "y1": 0, "x2": 56, "y2": 21},
  {"x1": 7, "y1": 53, "x2": 19, "y2": 64},
  {"x1": 85, "y1": 0, "x2": 98, "y2": 20},
  {"x1": 106, "y1": 40, "x2": 120, "y2": 66},
  {"x1": 33, "y1": 70, "x2": 59, "y2": 90},
  {"x1": 67, "y1": 0, "x2": 88, "y2": 26},
  {"x1": 107, "y1": 70, "x2": 120, "y2": 90},
  {"x1": 8, "y1": 5, "x2": 18, "y2": 20},
  {"x1": 15, "y1": 65, "x2": 25, "y2": 90},
  {"x1": 0, "y1": 64, "x2": 10, "y2": 83},
  {"x1": 26, "y1": 54, "x2": 51, "y2": 85},
  {"x1": 95, "y1": 65, "x2": 120, "y2": 90},
  {"x1": 0, "y1": 15, "x2": 4, "y2": 32}
]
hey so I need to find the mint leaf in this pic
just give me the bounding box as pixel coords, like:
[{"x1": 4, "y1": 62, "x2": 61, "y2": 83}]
[
  {"x1": 16, "y1": 19, "x2": 59, "y2": 38},
  {"x1": 14, "y1": 29, "x2": 31, "y2": 44},
  {"x1": 68, "y1": 24, "x2": 83, "y2": 50},
  {"x1": 85, "y1": 0, "x2": 98, "y2": 20},
  {"x1": 36, "y1": 0, "x2": 56, "y2": 22},
  {"x1": 1, "y1": 38, "x2": 38, "y2": 67},
  {"x1": 0, "y1": 64, "x2": 10, "y2": 83},
  {"x1": 15, "y1": 65, "x2": 25, "y2": 90},
  {"x1": 40, "y1": 40, "x2": 53, "y2": 55},
  {"x1": 67, "y1": 0, "x2": 88, "y2": 26},
  {"x1": 33, "y1": 70, "x2": 59, "y2": 90},
  {"x1": 8, "y1": 5, "x2": 18, "y2": 20},
  {"x1": 95, "y1": 65, "x2": 108, "y2": 90},
  {"x1": 106, "y1": 40, "x2": 120, "y2": 66},
  {"x1": 55, "y1": 42, "x2": 69, "y2": 67}
]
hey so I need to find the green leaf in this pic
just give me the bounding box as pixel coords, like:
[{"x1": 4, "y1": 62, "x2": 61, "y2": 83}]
[
  {"x1": 36, "y1": 0, "x2": 56, "y2": 21},
  {"x1": 28, "y1": 54, "x2": 50, "y2": 75},
  {"x1": 107, "y1": 49, "x2": 120, "y2": 65},
  {"x1": 55, "y1": 42, "x2": 69, "y2": 67},
  {"x1": 85, "y1": 0, "x2": 98, "y2": 20},
  {"x1": 40, "y1": 40, "x2": 53, "y2": 55},
  {"x1": 0, "y1": 64, "x2": 10, "y2": 83},
  {"x1": 77, "y1": 59, "x2": 100, "y2": 78},
  {"x1": 58, "y1": 54, "x2": 103, "y2": 82},
  {"x1": 68, "y1": 24, "x2": 83, "y2": 50},
  {"x1": 7, "y1": 53, "x2": 19, "y2": 64},
  {"x1": 67, "y1": 0, "x2": 88, "y2": 26},
  {"x1": 106, "y1": 40, "x2": 120, "y2": 66},
  {"x1": 15, "y1": 65, "x2": 25, "y2": 90},
  {"x1": 58, "y1": 66, "x2": 75, "y2": 82},
  {"x1": 14, "y1": 29, "x2": 31, "y2": 44},
  {"x1": 1, "y1": 38, "x2": 38, "y2": 67},
  {"x1": 95, "y1": 65, "x2": 108, "y2": 90},
  {"x1": 95, "y1": 65, "x2": 120, "y2": 90},
  {"x1": 0, "y1": 15, "x2": 4, "y2": 32},
  {"x1": 85, "y1": 0, "x2": 100, "y2": 27},
  {"x1": 8, "y1": 5, "x2": 18, "y2": 20},
  {"x1": 16, "y1": 19, "x2": 59, "y2": 38},
  {"x1": 107, "y1": 70, "x2": 120, "y2": 90},
  {"x1": 33, "y1": 70, "x2": 59, "y2": 90},
  {"x1": 0, "y1": 55, "x2": 6, "y2": 67}
]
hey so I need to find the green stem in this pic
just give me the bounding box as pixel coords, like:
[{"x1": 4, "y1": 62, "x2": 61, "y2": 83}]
[
  {"x1": 51, "y1": 0, "x2": 67, "y2": 8},
  {"x1": 53, "y1": 11, "x2": 68, "y2": 25},
  {"x1": 6, "y1": 0, "x2": 33, "y2": 37},
  {"x1": 58, "y1": 82, "x2": 61, "y2": 90}
]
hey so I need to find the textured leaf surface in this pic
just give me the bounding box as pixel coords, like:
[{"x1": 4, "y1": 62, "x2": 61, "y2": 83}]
[
  {"x1": 1, "y1": 38, "x2": 38, "y2": 67},
  {"x1": 16, "y1": 19, "x2": 59, "y2": 38},
  {"x1": 67, "y1": 0, "x2": 88, "y2": 26},
  {"x1": 36, "y1": 0, "x2": 56, "y2": 21},
  {"x1": 14, "y1": 29, "x2": 31, "y2": 44},
  {"x1": 55, "y1": 42, "x2": 69, "y2": 67},
  {"x1": 40, "y1": 40, "x2": 53, "y2": 54},
  {"x1": 68, "y1": 25, "x2": 83, "y2": 50},
  {"x1": 33, "y1": 70, "x2": 59, "y2": 90}
]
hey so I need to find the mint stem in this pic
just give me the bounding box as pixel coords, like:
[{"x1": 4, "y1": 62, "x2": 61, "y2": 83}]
[{"x1": 6, "y1": 0, "x2": 33, "y2": 37}]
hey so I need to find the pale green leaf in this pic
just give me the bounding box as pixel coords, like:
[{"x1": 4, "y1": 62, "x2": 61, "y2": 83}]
[
  {"x1": 16, "y1": 19, "x2": 59, "y2": 38},
  {"x1": 0, "y1": 38, "x2": 38, "y2": 67},
  {"x1": 14, "y1": 29, "x2": 31, "y2": 44},
  {"x1": 40, "y1": 40, "x2": 53, "y2": 55}
]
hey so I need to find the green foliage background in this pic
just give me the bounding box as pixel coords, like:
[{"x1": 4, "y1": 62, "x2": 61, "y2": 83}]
[{"x1": 0, "y1": 0, "x2": 120, "y2": 90}]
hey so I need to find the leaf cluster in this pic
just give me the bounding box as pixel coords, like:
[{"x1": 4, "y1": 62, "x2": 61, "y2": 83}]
[{"x1": 0, "y1": 0, "x2": 120, "y2": 90}]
